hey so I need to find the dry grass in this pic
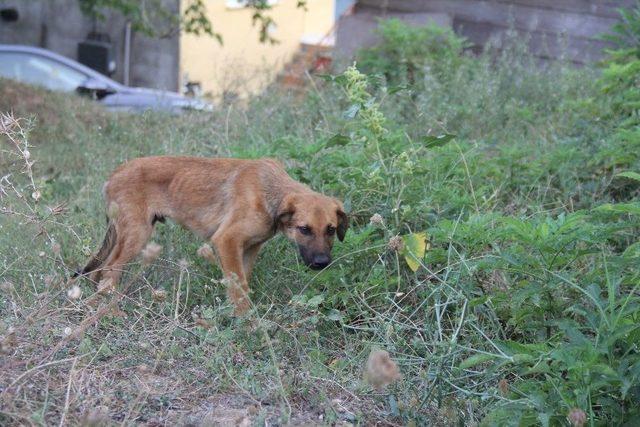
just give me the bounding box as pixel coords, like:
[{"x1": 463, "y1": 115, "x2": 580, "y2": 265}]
[{"x1": 0, "y1": 106, "x2": 399, "y2": 425}]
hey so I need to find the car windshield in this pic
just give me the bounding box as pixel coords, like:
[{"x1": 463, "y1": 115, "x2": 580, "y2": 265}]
[{"x1": 0, "y1": 52, "x2": 88, "y2": 92}]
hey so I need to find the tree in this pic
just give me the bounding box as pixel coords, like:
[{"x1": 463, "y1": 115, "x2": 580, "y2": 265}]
[{"x1": 77, "y1": 0, "x2": 307, "y2": 43}]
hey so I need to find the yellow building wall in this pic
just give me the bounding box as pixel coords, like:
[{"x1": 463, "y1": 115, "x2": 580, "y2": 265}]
[{"x1": 180, "y1": 0, "x2": 335, "y2": 100}]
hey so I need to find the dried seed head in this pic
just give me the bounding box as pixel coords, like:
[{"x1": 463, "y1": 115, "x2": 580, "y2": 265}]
[
  {"x1": 31, "y1": 190, "x2": 41, "y2": 201},
  {"x1": 232, "y1": 351, "x2": 246, "y2": 365},
  {"x1": 567, "y1": 408, "x2": 587, "y2": 427},
  {"x1": 151, "y1": 288, "x2": 167, "y2": 302},
  {"x1": 52, "y1": 242, "x2": 61, "y2": 256},
  {"x1": 387, "y1": 235, "x2": 404, "y2": 252},
  {"x1": 178, "y1": 258, "x2": 190, "y2": 269},
  {"x1": 369, "y1": 213, "x2": 384, "y2": 226},
  {"x1": 0, "y1": 327, "x2": 17, "y2": 354},
  {"x1": 44, "y1": 275, "x2": 55, "y2": 287},
  {"x1": 498, "y1": 378, "x2": 509, "y2": 396},
  {"x1": 23, "y1": 150, "x2": 30, "y2": 160},
  {"x1": 195, "y1": 317, "x2": 211, "y2": 329},
  {"x1": 63, "y1": 327, "x2": 72, "y2": 336},
  {"x1": 141, "y1": 242, "x2": 162, "y2": 265},
  {"x1": 67, "y1": 285, "x2": 82, "y2": 300},
  {"x1": 365, "y1": 349, "x2": 401, "y2": 390},
  {"x1": 81, "y1": 406, "x2": 110, "y2": 426},
  {"x1": 197, "y1": 244, "x2": 217, "y2": 263}
]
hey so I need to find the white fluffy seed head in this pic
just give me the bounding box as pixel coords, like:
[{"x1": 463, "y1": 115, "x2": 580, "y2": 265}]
[
  {"x1": 141, "y1": 242, "x2": 162, "y2": 265},
  {"x1": 369, "y1": 213, "x2": 384, "y2": 226},
  {"x1": 67, "y1": 285, "x2": 81, "y2": 300},
  {"x1": 365, "y1": 349, "x2": 401, "y2": 390},
  {"x1": 151, "y1": 288, "x2": 167, "y2": 302},
  {"x1": 197, "y1": 244, "x2": 217, "y2": 263}
]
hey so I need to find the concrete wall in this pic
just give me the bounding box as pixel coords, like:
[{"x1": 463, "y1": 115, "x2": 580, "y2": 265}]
[
  {"x1": 180, "y1": 0, "x2": 335, "y2": 100},
  {"x1": 338, "y1": 0, "x2": 636, "y2": 63},
  {"x1": 0, "y1": 0, "x2": 180, "y2": 90}
]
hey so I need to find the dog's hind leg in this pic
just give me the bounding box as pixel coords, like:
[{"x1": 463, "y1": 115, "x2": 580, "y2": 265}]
[{"x1": 100, "y1": 214, "x2": 154, "y2": 288}]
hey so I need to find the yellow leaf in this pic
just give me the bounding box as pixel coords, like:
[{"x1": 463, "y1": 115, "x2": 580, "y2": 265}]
[{"x1": 402, "y1": 232, "x2": 428, "y2": 272}]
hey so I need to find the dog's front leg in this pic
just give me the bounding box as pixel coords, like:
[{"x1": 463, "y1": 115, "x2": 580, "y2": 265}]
[{"x1": 212, "y1": 231, "x2": 251, "y2": 315}]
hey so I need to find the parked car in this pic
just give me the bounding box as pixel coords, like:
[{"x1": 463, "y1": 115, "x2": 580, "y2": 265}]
[{"x1": 0, "y1": 44, "x2": 213, "y2": 113}]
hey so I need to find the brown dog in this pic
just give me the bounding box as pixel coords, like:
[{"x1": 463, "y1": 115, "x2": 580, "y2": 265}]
[{"x1": 77, "y1": 156, "x2": 348, "y2": 315}]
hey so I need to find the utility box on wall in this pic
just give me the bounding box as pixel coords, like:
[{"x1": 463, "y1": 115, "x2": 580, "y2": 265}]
[{"x1": 77, "y1": 38, "x2": 115, "y2": 76}]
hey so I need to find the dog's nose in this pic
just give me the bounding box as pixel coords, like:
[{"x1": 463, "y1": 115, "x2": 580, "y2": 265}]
[{"x1": 310, "y1": 254, "x2": 330, "y2": 270}]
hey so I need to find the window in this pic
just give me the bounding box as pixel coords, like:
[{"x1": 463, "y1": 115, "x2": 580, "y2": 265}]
[
  {"x1": 226, "y1": 0, "x2": 278, "y2": 10},
  {"x1": 0, "y1": 52, "x2": 88, "y2": 92}
]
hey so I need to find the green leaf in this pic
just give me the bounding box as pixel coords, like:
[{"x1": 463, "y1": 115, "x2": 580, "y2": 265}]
[
  {"x1": 307, "y1": 294, "x2": 325, "y2": 307},
  {"x1": 594, "y1": 202, "x2": 640, "y2": 215},
  {"x1": 459, "y1": 353, "x2": 498, "y2": 369},
  {"x1": 388, "y1": 394, "x2": 399, "y2": 416},
  {"x1": 325, "y1": 309, "x2": 343, "y2": 322},
  {"x1": 325, "y1": 134, "x2": 350, "y2": 148},
  {"x1": 422, "y1": 134, "x2": 456, "y2": 148},
  {"x1": 343, "y1": 103, "x2": 361, "y2": 119},
  {"x1": 622, "y1": 242, "x2": 640, "y2": 258},
  {"x1": 616, "y1": 171, "x2": 640, "y2": 181},
  {"x1": 402, "y1": 232, "x2": 428, "y2": 272}
]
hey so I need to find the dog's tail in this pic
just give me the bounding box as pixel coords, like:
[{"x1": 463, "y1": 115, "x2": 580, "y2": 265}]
[{"x1": 73, "y1": 217, "x2": 117, "y2": 278}]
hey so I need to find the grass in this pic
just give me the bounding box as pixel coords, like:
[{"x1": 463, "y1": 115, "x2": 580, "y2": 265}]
[{"x1": 1, "y1": 22, "x2": 640, "y2": 426}]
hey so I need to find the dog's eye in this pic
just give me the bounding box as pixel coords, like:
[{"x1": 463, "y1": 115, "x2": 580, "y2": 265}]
[
  {"x1": 298, "y1": 226, "x2": 313, "y2": 236},
  {"x1": 327, "y1": 226, "x2": 336, "y2": 236}
]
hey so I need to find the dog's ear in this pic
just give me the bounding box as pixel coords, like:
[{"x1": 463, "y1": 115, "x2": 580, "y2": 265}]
[
  {"x1": 335, "y1": 201, "x2": 349, "y2": 242},
  {"x1": 276, "y1": 195, "x2": 296, "y2": 229}
]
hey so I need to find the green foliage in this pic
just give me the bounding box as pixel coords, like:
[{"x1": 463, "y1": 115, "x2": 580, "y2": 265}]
[
  {"x1": 357, "y1": 19, "x2": 470, "y2": 89},
  {"x1": 602, "y1": 0, "x2": 640, "y2": 56},
  {"x1": 2, "y1": 16, "x2": 640, "y2": 426},
  {"x1": 599, "y1": 2, "x2": 640, "y2": 127},
  {"x1": 78, "y1": 0, "x2": 214, "y2": 38},
  {"x1": 77, "y1": 0, "x2": 305, "y2": 43}
]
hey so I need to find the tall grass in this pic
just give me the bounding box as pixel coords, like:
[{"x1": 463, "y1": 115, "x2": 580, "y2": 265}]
[{"x1": 1, "y1": 20, "x2": 639, "y2": 426}]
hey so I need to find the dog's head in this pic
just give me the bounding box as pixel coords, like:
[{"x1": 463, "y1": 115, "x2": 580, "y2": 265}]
[{"x1": 277, "y1": 193, "x2": 348, "y2": 270}]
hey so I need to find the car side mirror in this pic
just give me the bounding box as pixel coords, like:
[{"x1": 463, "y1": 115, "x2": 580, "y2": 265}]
[{"x1": 77, "y1": 77, "x2": 114, "y2": 99}]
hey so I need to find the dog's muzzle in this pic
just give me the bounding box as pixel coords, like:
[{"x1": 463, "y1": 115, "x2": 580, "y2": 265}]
[
  {"x1": 309, "y1": 254, "x2": 330, "y2": 270},
  {"x1": 299, "y1": 246, "x2": 331, "y2": 270}
]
